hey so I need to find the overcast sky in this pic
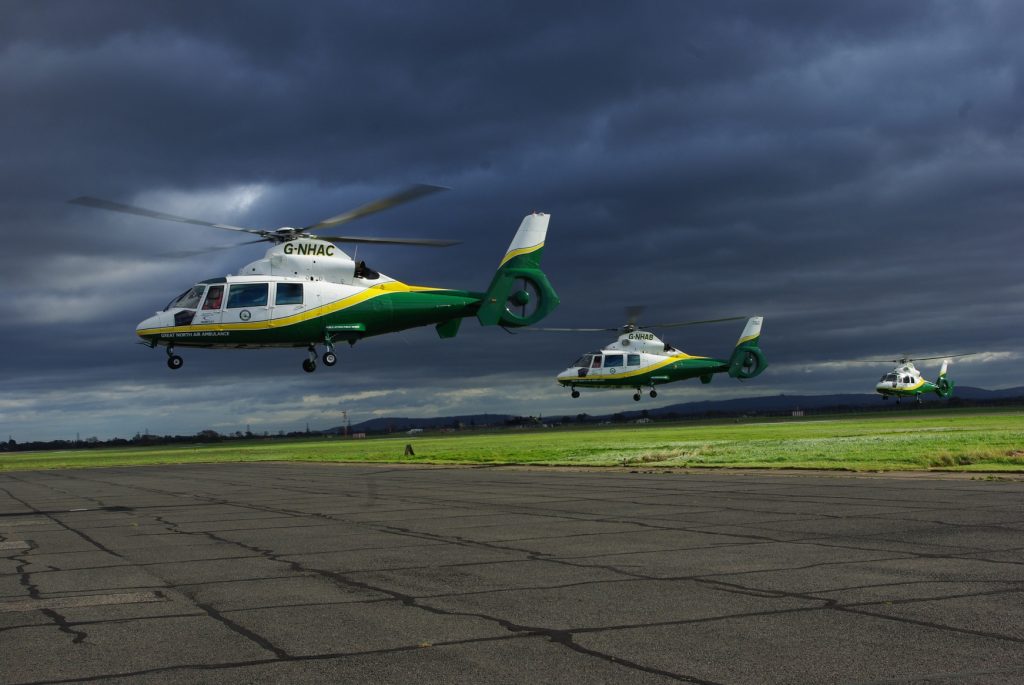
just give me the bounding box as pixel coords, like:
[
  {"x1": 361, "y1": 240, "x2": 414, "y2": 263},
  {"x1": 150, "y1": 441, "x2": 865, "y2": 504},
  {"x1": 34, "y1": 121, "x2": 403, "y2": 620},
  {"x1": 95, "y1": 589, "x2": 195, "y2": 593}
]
[{"x1": 2, "y1": 1, "x2": 1022, "y2": 440}]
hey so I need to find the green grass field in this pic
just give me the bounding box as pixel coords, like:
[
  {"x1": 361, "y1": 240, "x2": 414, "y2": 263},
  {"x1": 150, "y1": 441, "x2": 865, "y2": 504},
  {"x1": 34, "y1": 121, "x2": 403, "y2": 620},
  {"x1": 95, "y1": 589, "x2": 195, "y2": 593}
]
[{"x1": 3, "y1": 409, "x2": 1023, "y2": 473}]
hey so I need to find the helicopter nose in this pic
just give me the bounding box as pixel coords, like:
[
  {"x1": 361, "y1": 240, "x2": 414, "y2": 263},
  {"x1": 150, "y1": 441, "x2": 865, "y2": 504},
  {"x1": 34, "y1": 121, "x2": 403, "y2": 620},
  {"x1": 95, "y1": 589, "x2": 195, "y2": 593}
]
[{"x1": 136, "y1": 312, "x2": 165, "y2": 337}]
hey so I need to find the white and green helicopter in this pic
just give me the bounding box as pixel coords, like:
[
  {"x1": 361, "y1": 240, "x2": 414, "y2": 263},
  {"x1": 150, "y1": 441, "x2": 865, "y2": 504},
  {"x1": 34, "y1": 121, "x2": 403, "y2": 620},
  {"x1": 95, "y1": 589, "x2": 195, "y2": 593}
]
[
  {"x1": 70, "y1": 186, "x2": 559, "y2": 372},
  {"x1": 871, "y1": 354, "x2": 971, "y2": 404},
  {"x1": 524, "y1": 311, "x2": 767, "y2": 401}
]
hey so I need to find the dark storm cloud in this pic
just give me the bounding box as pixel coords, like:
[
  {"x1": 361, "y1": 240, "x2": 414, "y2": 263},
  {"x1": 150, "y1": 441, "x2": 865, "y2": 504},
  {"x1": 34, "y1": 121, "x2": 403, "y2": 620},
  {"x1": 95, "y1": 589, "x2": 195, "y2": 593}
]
[{"x1": 2, "y1": 1, "x2": 1023, "y2": 439}]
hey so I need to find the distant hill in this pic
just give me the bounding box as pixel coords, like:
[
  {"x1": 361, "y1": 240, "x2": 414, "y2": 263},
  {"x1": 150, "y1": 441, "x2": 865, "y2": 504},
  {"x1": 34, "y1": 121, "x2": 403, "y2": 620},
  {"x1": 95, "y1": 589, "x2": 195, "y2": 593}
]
[
  {"x1": 324, "y1": 387, "x2": 1024, "y2": 434},
  {"x1": 327, "y1": 413, "x2": 515, "y2": 434},
  {"x1": 606, "y1": 386, "x2": 1024, "y2": 422},
  {"x1": 951, "y1": 386, "x2": 1024, "y2": 400}
]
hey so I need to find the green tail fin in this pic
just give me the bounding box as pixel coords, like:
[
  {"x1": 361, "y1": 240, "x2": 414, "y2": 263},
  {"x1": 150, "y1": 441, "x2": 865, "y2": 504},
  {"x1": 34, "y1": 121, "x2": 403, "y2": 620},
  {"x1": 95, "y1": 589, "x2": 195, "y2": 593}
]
[
  {"x1": 476, "y1": 213, "x2": 559, "y2": 327},
  {"x1": 727, "y1": 316, "x2": 768, "y2": 379},
  {"x1": 935, "y1": 360, "x2": 955, "y2": 398}
]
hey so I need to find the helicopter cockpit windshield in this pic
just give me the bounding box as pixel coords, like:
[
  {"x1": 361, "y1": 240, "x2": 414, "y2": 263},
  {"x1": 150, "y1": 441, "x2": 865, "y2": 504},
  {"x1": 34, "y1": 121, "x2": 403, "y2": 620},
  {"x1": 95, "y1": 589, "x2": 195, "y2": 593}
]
[
  {"x1": 572, "y1": 354, "x2": 594, "y2": 368},
  {"x1": 881, "y1": 373, "x2": 898, "y2": 382},
  {"x1": 165, "y1": 285, "x2": 205, "y2": 311},
  {"x1": 354, "y1": 260, "x2": 380, "y2": 280}
]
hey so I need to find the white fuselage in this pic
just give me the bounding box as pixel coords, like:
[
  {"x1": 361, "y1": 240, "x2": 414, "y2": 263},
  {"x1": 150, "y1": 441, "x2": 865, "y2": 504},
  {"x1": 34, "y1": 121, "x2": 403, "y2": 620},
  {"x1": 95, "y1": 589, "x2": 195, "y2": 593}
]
[
  {"x1": 136, "y1": 239, "x2": 401, "y2": 346},
  {"x1": 875, "y1": 362, "x2": 926, "y2": 394}
]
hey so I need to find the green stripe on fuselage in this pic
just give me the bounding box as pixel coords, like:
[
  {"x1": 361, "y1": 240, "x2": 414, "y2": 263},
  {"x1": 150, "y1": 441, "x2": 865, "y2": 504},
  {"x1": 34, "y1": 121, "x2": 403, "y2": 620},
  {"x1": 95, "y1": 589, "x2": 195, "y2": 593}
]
[
  {"x1": 559, "y1": 357, "x2": 729, "y2": 388},
  {"x1": 141, "y1": 289, "x2": 483, "y2": 347},
  {"x1": 876, "y1": 381, "x2": 938, "y2": 397}
]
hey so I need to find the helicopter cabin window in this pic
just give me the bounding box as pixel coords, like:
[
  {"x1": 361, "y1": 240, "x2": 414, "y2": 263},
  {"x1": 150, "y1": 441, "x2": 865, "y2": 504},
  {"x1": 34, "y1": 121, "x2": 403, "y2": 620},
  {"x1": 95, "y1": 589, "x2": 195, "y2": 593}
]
[
  {"x1": 202, "y1": 285, "x2": 224, "y2": 310},
  {"x1": 275, "y1": 283, "x2": 303, "y2": 306},
  {"x1": 573, "y1": 354, "x2": 593, "y2": 369},
  {"x1": 226, "y1": 283, "x2": 269, "y2": 308},
  {"x1": 904, "y1": 376, "x2": 912, "y2": 384},
  {"x1": 591, "y1": 356, "x2": 602, "y2": 368},
  {"x1": 627, "y1": 354, "x2": 641, "y2": 366},
  {"x1": 604, "y1": 354, "x2": 624, "y2": 368},
  {"x1": 165, "y1": 286, "x2": 205, "y2": 311}
]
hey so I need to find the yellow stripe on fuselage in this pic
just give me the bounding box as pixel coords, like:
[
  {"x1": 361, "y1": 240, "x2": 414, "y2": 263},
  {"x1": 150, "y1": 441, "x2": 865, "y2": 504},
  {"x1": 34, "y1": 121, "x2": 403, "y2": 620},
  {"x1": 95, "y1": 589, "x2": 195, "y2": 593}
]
[
  {"x1": 557, "y1": 353, "x2": 709, "y2": 383},
  {"x1": 878, "y1": 378, "x2": 928, "y2": 394},
  {"x1": 499, "y1": 242, "x2": 543, "y2": 267},
  {"x1": 137, "y1": 281, "x2": 442, "y2": 336}
]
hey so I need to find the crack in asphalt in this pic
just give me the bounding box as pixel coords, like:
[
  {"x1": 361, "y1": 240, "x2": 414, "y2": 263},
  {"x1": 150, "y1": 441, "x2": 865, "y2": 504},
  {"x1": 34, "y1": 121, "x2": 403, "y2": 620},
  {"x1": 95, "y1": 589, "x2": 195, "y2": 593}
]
[
  {"x1": 146, "y1": 511, "x2": 704, "y2": 682},
  {"x1": 6, "y1": 634, "x2": 555, "y2": 685},
  {"x1": 1, "y1": 480, "x2": 294, "y2": 663},
  {"x1": 39, "y1": 608, "x2": 87, "y2": 645}
]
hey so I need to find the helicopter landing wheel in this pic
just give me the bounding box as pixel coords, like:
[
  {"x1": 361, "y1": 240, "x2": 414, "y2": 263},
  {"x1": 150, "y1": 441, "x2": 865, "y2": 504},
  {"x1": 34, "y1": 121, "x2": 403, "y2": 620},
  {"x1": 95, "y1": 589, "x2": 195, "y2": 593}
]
[
  {"x1": 167, "y1": 355, "x2": 183, "y2": 370},
  {"x1": 649, "y1": 389, "x2": 658, "y2": 398},
  {"x1": 571, "y1": 389, "x2": 580, "y2": 399},
  {"x1": 633, "y1": 392, "x2": 641, "y2": 402},
  {"x1": 303, "y1": 343, "x2": 319, "y2": 373},
  {"x1": 323, "y1": 351, "x2": 337, "y2": 367}
]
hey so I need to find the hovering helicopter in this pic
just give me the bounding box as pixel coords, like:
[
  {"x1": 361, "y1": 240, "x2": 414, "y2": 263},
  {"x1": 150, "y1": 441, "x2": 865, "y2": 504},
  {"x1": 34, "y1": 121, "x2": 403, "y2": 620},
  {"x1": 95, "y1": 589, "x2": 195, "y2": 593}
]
[
  {"x1": 870, "y1": 354, "x2": 972, "y2": 404},
  {"x1": 525, "y1": 310, "x2": 768, "y2": 401},
  {"x1": 70, "y1": 185, "x2": 559, "y2": 372}
]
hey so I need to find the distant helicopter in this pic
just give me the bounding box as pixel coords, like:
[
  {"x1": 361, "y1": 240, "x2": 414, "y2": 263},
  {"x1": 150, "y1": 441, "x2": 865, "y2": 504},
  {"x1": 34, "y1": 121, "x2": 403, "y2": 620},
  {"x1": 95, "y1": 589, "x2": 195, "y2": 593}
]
[
  {"x1": 523, "y1": 310, "x2": 767, "y2": 401},
  {"x1": 70, "y1": 186, "x2": 559, "y2": 372},
  {"x1": 870, "y1": 354, "x2": 972, "y2": 404}
]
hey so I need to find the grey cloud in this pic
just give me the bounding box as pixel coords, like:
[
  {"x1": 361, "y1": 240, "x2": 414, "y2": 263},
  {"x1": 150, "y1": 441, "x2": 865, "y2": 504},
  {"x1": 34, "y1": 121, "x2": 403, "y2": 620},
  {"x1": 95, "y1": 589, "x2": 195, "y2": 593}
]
[{"x1": 2, "y1": 1, "x2": 1022, "y2": 439}]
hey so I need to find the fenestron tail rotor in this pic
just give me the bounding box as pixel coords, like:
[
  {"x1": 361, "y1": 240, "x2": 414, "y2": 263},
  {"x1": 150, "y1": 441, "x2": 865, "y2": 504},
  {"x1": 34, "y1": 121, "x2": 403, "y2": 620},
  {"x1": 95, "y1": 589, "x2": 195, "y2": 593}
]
[
  {"x1": 69, "y1": 184, "x2": 459, "y2": 252},
  {"x1": 506, "y1": 276, "x2": 542, "y2": 320}
]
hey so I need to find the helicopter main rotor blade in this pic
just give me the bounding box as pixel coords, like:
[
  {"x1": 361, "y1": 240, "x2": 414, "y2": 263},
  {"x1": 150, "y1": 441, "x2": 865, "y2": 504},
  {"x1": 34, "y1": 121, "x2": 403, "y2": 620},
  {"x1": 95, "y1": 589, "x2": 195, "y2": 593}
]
[
  {"x1": 903, "y1": 353, "x2": 978, "y2": 362},
  {"x1": 624, "y1": 305, "x2": 645, "y2": 328},
  {"x1": 644, "y1": 316, "x2": 747, "y2": 328},
  {"x1": 509, "y1": 315, "x2": 748, "y2": 334},
  {"x1": 504, "y1": 326, "x2": 619, "y2": 333},
  {"x1": 160, "y1": 238, "x2": 271, "y2": 258},
  {"x1": 852, "y1": 352, "x2": 978, "y2": 364},
  {"x1": 317, "y1": 235, "x2": 460, "y2": 247},
  {"x1": 303, "y1": 184, "x2": 449, "y2": 232},
  {"x1": 69, "y1": 196, "x2": 267, "y2": 236}
]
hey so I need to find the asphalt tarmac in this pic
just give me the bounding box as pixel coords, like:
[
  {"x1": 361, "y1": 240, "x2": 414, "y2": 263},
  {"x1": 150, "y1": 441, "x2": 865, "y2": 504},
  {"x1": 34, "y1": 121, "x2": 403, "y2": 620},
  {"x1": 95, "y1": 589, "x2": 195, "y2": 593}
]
[{"x1": 1, "y1": 463, "x2": 1023, "y2": 684}]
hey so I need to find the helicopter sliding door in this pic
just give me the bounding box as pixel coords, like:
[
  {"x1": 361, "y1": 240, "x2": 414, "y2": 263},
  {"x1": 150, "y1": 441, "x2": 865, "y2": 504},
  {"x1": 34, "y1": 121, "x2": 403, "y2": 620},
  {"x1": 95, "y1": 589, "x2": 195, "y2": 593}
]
[
  {"x1": 223, "y1": 283, "x2": 271, "y2": 326},
  {"x1": 194, "y1": 284, "x2": 225, "y2": 326},
  {"x1": 270, "y1": 282, "x2": 314, "y2": 326}
]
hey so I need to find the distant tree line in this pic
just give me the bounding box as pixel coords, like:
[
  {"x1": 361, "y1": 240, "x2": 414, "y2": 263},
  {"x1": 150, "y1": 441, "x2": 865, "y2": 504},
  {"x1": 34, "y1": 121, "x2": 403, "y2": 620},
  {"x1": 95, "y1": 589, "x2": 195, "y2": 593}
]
[
  {"x1": 0, "y1": 428, "x2": 319, "y2": 453},
  {"x1": 3, "y1": 395, "x2": 1021, "y2": 454}
]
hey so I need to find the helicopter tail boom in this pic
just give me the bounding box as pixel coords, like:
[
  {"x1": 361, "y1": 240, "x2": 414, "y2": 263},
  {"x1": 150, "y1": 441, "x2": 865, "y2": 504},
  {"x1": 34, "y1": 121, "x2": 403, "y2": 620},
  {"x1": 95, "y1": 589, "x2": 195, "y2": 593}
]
[
  {"x1": 476, "y1": 213, "x2": 559, "y2": 327},
  {"x1": 727, "y1": 316, "x2": 768, "y2": 380}
]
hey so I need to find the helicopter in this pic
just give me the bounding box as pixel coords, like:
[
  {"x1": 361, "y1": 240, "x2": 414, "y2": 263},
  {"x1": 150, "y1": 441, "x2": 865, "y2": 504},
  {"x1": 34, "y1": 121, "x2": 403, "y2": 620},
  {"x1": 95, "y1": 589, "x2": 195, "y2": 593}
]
[
  {"x1": 870, "y1": 354, "x2": 972, "y2": 404},
  {"x1": 524, "y1": 310, "x2": 768, "y2": 401},
  {"x1": 70, "y1": 185, "x2": 559, "y2": 372}
]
